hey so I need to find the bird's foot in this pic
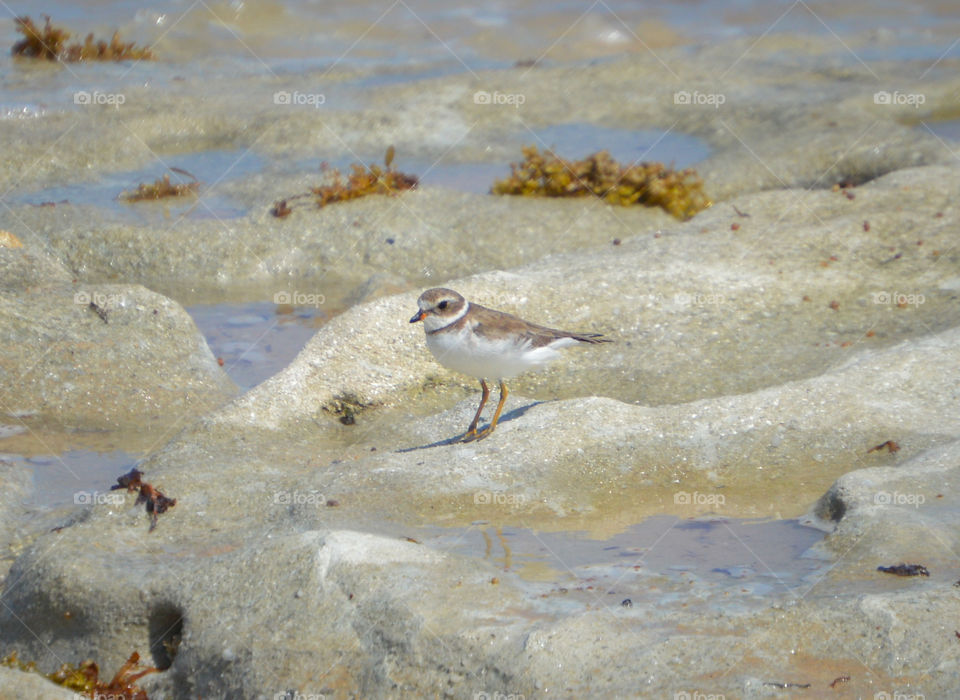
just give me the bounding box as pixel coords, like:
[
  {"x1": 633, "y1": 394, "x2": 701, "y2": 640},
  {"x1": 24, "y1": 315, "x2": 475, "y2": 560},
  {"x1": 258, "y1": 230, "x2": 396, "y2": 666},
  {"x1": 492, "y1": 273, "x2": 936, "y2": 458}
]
[{"x1": 461, "y1": 426, "x2": 494, "y2": 443}]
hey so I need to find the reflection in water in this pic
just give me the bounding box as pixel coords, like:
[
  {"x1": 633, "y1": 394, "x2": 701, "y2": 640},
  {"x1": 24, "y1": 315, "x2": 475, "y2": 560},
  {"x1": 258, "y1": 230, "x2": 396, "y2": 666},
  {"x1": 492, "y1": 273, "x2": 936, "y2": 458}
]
[{"x1": 427, "y1": 515, "x2": 826, "y2": 608}]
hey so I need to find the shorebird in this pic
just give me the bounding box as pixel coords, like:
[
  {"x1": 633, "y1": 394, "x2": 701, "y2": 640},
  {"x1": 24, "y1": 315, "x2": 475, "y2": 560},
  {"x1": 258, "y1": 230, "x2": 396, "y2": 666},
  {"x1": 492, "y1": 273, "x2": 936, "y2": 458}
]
[{"x1": 410, "y1": 288, "x2": 611, "y2": 441}]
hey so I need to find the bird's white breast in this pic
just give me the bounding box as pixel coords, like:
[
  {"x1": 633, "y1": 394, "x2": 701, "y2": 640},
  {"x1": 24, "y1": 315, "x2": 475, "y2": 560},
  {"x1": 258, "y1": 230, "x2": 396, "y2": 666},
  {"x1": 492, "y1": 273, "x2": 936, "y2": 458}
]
[{"x1": 425, "y1": 317, "x2": 575, "y2": 380}]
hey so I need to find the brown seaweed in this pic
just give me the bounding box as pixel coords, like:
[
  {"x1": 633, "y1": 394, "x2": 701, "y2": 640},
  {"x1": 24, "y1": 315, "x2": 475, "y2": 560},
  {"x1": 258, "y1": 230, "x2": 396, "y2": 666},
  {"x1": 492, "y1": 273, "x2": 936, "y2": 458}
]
[
  {"x1": 12, "y1": 16, "x2": 153, "y2": 62},
  {"x1": 120, "y1": 169, "x2": 199, "y2": 202},
  {"x1": 111, "y1": 468, "x2": 177, "y2": 531},
  {"x1": 867, "y1": 440, "x2": 900, "y2": 454},
  {"x1": 271, "y1": 147, "x2": 418, "y2": 217},
  {"x1": 877, "y1": 563, "x2": 929, "y2": 577},
  {"x1": 491, "y1": 146, "x2": 712, "y2": 220},
  {"x1": 3, "y1": 650, "x2": 158, "y2": 699}
]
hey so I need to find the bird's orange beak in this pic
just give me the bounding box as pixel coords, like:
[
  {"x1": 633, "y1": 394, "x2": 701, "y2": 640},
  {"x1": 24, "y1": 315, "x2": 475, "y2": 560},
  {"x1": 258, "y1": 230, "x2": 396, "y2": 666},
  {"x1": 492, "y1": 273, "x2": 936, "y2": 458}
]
[{"x1": 409, "y1": 309, "x2": 426, "y2": 323}]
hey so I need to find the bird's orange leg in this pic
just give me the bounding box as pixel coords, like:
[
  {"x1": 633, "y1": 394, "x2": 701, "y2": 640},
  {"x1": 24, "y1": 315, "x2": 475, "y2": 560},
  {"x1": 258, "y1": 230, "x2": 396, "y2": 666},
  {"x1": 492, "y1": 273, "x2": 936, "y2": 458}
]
[
  {"x1": 464, "y1": 380, "x2": 508, "y2": 442},
  {"x1": 462, "y1": 379, "x2": 490, "y2": 441}
]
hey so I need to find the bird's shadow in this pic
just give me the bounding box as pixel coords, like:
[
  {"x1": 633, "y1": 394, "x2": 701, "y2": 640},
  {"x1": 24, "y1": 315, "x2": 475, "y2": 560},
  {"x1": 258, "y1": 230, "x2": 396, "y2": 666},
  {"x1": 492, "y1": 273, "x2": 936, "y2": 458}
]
[{"x1": 395, "y1": 400, "x2": 545, "y2": 453}]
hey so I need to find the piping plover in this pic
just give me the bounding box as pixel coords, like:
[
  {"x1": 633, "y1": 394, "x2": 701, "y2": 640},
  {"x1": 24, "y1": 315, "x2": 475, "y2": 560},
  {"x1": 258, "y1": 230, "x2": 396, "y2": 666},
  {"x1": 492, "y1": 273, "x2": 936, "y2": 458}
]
[{"x1": 410, "y1": 288, "x2": 611, "y2": 442}]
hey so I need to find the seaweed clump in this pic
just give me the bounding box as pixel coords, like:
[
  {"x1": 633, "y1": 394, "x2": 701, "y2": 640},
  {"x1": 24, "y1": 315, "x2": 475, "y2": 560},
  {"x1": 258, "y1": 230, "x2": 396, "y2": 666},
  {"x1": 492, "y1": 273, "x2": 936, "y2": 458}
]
[
  {"x1": 272, "y1": 146, "x2": 418, "y2": 217},
  {"x1": 2, "y1": 650, "x2": 158, "y2": 699},
  {"x1": 492, "y1": 146, "x2": 711, "y2": 220},
  {"x1": 120, "y1": 168, "x2": 199, "y2": 202},
  {"x1": 111, "y1": 468, "x2": 177, "y2": 531},
  {"x1": 877, "y1": 563, "x2": 930, "y2": 577},
  {"x1": 12, "y1": 16, "x2": 153, "y2": 62}
]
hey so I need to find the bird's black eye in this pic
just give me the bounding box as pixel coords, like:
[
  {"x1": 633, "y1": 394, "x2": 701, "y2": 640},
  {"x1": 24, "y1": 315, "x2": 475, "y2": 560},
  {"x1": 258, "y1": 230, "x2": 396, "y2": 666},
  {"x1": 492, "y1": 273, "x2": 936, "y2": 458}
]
[{"x1": 438, "y1": 300, "x2": 448, "y2": 310}]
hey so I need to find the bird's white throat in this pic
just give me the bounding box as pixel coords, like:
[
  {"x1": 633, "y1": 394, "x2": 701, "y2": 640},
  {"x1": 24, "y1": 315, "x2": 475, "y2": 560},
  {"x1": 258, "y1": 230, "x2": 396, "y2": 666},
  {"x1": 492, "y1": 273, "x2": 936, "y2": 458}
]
[{"x1": 423, "y1": 301, "x2": 469, "y2": 334}]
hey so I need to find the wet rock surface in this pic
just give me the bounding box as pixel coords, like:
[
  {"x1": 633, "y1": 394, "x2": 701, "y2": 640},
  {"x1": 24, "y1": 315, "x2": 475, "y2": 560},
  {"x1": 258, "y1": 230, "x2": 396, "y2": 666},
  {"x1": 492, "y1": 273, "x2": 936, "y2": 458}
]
[
  {"x1": 1, "y1": 241, "x2": 237, "y2": 431},
  {"x1": 0, "y1": 666, "x2": 80, "y2": 699},
  {"x1": 2, "y1": 27, "x2": 960, "y2": 700},
  {"x1": 206, "y1": 164, "x2": 960, "y2": 432}
]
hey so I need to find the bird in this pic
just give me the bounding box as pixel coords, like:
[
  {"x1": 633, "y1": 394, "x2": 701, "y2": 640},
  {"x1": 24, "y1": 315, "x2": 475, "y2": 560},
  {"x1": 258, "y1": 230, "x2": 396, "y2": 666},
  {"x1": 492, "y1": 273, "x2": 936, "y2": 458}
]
[{"x1": 409, "y1": 287, "x2": 612, "y2": 442}]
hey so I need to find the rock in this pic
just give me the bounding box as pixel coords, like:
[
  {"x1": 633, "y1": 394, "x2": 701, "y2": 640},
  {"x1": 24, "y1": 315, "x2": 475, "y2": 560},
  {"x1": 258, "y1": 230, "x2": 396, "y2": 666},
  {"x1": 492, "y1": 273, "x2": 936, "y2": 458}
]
[
  {"x1": 10, "y1": 189, "x2": 671, "y2": 305},
  {"x1": 0, "y1": 459, "x2": 32, "y2": 583},
  {"x1": 0, "y1": 236, "x2": 73, "y2": 291},
  {"x1": 343, "y1": 271, "x2": 413, "y2": 308},
  {"x1": 2, "y1": 29, "x2": 960, "y2": 699},
  {"x1": 0, "y1": 527, "x2": 530, "y2": 698},
  {"x1": 210, "y1": 164, "x2": 960, "y2": 435},
  {"x1": 0, "y1": 243, "x2": 237, "y2": 430},
  {"x1": 152, "y1": 322, "x2": 959, "y2": 538},
  {"x1": 0, "y1": 667, "x2": 80, "y2": 700},
  {"x1": 2, "y1": 243, "x2": 959, "y2": 695},
  {"x1": 5, "y1": 47, "x2": 953, "y2": 306},
  {"x1": 805, "y1": 439, "x2": 960, "y2": 574}
]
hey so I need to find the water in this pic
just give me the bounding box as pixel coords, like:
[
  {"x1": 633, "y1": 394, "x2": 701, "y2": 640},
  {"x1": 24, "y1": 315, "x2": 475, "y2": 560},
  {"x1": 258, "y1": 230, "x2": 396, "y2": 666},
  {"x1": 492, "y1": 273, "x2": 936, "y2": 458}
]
[
  {"x1": 531, "y1": 123, "x2": 710, "y2": 168},
  {"x1": 17, "y1": 449, "x2": 137, "y2": 508},
  {"x1": 7, "y1": 2, "x2": 652, "y2": 80},
  {"x1": 923, "y1": 119, "x2": 960, "y2": 143},
  {"x1": 2, "y1": 1, "x2": 957, "y2": 85},
  {"x1": 188, "y1": 301, "x2": 329, "y2": 391},
  {"x1": 11, "y1": 450, "x2": 827, "y2": 612},
  {"x1": 423, "y1": 515, "x2": 828, "y2": 613},
  {"x1": 14, "y1": 149, "x2": 264, "y2": 220}
]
